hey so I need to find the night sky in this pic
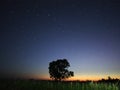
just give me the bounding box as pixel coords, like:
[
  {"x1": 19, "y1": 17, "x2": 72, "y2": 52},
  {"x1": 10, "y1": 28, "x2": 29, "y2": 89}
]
[{"x1": 0, "y1": 0, "x2": 120, "y2": 80}]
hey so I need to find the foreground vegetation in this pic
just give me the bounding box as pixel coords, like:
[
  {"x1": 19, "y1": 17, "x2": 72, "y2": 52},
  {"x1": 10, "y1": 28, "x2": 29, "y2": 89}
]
[{"x1": 0, "y1": 79, "x2": 119, "y2": 90}]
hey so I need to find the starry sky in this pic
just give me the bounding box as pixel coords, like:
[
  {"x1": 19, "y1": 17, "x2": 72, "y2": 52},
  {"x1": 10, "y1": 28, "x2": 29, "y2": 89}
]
[{"x1": 0, "y1": 0, "x2": 120, "y2": 80}]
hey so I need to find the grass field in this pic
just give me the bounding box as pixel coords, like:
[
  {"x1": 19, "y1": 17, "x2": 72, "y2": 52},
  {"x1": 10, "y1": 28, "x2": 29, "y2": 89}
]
[{"x1": 0, "y1": 79, "x2": 119, "y2": 90}]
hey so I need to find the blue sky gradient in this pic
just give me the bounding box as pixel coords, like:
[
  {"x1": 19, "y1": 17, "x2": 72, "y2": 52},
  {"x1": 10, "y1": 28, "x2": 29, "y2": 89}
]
[{"x1": 0, "y1": 0, "x2": 120, "y2": 80}]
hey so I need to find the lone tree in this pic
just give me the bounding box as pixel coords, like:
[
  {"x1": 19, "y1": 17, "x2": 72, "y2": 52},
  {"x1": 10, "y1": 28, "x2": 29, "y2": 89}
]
[{"x1": 48, "y1": 59, "x2": 74, "y2": 81}]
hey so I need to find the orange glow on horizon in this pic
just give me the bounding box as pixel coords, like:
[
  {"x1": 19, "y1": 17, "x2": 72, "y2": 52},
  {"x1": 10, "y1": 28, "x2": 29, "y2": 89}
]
[{"x1": 31, "y1": 74, "x2": 120, "y2": 81}]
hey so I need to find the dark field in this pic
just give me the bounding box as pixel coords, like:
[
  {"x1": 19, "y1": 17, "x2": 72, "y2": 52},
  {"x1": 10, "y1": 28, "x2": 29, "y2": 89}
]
[{"x1": 0, "y1": 79, "x2": 120, "y2": 90}]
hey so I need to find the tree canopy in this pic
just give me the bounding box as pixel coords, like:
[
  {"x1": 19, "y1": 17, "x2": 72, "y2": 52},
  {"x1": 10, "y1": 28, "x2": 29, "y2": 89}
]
[{"x1": 48, "y1": 59, "x2": 74, "y2": 81}]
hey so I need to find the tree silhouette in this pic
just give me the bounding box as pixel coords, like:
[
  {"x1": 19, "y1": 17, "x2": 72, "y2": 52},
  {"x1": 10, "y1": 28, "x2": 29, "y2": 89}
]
[{"x1": 48, "y1": 59, "x2": 74, "y2": 81}]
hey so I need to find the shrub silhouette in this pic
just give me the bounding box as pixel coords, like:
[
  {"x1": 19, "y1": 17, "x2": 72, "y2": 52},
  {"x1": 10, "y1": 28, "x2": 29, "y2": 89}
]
[{"x1": 48, "y1": 59, "x2": 74, "y2": 81}]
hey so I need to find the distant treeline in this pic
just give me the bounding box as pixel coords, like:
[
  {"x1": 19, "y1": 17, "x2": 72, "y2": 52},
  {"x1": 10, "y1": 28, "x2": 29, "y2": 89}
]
[{"x1": 0, "y1": 76, "x2": 120, "y2": 83}]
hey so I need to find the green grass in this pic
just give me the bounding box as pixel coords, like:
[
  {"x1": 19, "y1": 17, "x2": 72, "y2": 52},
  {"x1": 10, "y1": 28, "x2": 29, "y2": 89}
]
[{"x1": 0, "y1": 79, "x2": 119, "y2": 90}]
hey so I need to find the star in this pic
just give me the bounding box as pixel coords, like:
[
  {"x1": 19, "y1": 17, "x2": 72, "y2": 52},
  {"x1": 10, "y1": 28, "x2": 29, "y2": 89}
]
[
  {"x1": 26, "y1": 9, "x2": 31, "y2": 13},
  {"x1": 48, "y1": 13, "x2": 51, "y2": 17},
  {"x1": 36, "y1": 13, "x2": 40, "y2": 16},
  {"x1": 62, "y1": 30, "x2": 65, "y2": 33},
  {"x1": 9, "y1": 10, "x2": 15, "y2": 14}
]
